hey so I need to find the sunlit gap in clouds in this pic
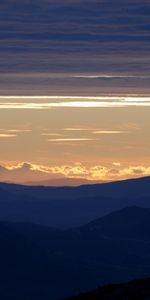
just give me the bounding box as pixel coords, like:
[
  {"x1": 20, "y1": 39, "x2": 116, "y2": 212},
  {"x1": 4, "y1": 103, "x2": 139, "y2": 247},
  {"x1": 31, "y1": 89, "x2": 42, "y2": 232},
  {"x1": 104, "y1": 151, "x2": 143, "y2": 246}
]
[{"x1": 0, "y1": 95, "x2": 150, "y2": 109}]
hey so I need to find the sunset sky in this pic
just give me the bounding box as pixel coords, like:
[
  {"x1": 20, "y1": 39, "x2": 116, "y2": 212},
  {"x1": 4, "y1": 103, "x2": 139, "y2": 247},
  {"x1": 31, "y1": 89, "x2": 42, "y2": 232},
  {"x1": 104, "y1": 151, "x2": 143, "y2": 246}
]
[{"x1": 0, "y1": 0, "x2": 150, "y2": 184}]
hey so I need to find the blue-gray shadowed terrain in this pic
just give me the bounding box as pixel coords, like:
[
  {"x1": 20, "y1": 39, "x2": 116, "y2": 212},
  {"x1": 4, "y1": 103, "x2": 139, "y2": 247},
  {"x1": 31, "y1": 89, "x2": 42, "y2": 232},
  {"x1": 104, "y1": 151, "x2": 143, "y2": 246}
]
[
  {"x1": 0, "y1": 176, "x2": 150, "y2": 228},
  {"x1": 0, "y1": 178, "x2": 150, "y2": 299},
  {"x1": 0, "y1": 0, "x2": 150, "y2": 94}
]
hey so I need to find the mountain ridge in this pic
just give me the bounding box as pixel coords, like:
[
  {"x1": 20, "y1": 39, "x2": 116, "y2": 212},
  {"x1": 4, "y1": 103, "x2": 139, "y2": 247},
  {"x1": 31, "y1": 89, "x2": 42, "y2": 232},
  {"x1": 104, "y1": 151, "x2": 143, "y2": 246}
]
[
  {"x1": 0, "y1": 176, "x2": 150, "y2": 228},
  {"x1": 0, "y1": 206, "x2": 150, "y2": 299}
]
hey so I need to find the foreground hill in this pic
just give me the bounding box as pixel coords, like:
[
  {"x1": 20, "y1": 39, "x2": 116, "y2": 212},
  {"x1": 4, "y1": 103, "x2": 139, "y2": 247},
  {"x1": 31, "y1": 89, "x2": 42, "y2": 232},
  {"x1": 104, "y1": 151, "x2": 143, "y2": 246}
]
[
  {"x1": 0, "y1": 206, "x2": 150, "y2": 299},
  {"x1": 0, "y1": 176, "x2": 150, "y2": 227},
  {"x1": 63, "y1": 277, "x2": 150, "y2": 300}
]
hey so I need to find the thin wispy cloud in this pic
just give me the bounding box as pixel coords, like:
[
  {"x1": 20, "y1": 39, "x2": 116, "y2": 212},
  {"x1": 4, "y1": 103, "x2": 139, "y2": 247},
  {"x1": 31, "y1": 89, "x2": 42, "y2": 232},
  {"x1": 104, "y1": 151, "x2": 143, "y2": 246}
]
[
  {"x1": 42, "y1": 133, "x2": 63, "y2": 136},
  {"x1": 48, "y1": 138, "x2": 93, "y2": 142},
  {"x1": 0, "y1": 129, "x2": 32, "y2": 133},
  {"x1": 7, "y1": 129, "x2": 32, "y2": 133},
  {"x1": 63, "y1": 128, "x2": 90, "y2": 131},
  {"x1": 63, "y1": 127, "x2": 131, "y2": 134},
  {"x1": 72, "y1": 74, "x2": 150, "y2": 79},
  {"x1": 0, "y1": 134, "x2": 17, "y2": 138},
  {"x1": 92, "y1": 130, "x2": 125, "y2": 134}
]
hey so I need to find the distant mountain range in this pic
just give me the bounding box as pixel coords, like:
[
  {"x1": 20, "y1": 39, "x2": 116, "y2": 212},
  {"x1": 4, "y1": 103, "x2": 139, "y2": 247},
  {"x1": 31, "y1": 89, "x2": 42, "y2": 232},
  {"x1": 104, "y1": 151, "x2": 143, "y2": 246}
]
[
  {"x1": 0, "y1": 206, "x2": 150, "y2": 299},
  {"x1": 26, "y1": 177, "x2": 100, "y2": 186},
  {"x1": 0, "y1": 176, "x2": 150, "y2": 227}
]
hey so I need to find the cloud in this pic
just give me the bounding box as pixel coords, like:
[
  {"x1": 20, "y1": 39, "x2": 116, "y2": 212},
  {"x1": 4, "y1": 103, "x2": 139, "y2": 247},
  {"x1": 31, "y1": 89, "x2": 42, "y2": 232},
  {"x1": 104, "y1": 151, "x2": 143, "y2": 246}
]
[
  {"x1": 0, "y1": 161, "x2": 150, "y2": 184},
  {"x1": 0, "y1": 134, "x2": 17, "y2": 138},
  {"x1": 63, "y1": 128, "x2": 126, "y2": 133},
  {"x1": 63, "y1": 127, "x2": 91, "y2": 131},
  {"x1": 92, "y1": 130, "x2": 125, "y2": 134},
  {"x1": 0, "y1": 96, "x2": 150, "y2": 109},
  {"x1": 6, "y1": 129, "x2": 32, "y2": 132},
  {"x1": 0, "y1": 129, "x2": 32, "y2": 139},
  {"x1": 0, "y1": 0, "x2": 150, "y2": 94},
  {"x1": 0, "y1": 129, "x2": 32, "y2": 133},
  {"x1": 41, "y1": 128, "x2": 128, "y2": 144},
  {"x1": 112, "y1": 162, "x2": 121, "y2": 167},
  {"x1": 42, "y1": 133, "x2": 62, "y2": 136},
  {"x1": 48, "y1": 138, "x2": 93, "y2": 142},
  {"x1": 72, "y1": 74, "x2": 150, "y2": 79}
]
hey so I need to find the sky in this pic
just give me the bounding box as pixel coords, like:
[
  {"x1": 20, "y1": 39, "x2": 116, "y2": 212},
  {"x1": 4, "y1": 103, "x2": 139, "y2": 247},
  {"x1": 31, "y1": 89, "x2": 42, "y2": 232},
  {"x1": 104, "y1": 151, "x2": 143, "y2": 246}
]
[{"x1": 0, "y1": 0, "x2": 150, "y2": 184}]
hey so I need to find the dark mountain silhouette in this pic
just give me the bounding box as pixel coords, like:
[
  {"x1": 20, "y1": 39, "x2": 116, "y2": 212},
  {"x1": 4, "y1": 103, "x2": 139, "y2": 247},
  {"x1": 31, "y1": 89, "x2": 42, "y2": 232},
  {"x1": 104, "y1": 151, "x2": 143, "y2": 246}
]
[
  {"x1": 63, "y1": 277, "x2": 150, "y2": 300},
  {"x1": 0, "y1": 176, "x2": 150, "y2": 227},
  {"x1": 1, "y1": 176, "x2": 150, "y2": 200},
  {"x1": 0, "y1": 206, "x2": 150, "y2": 299}
]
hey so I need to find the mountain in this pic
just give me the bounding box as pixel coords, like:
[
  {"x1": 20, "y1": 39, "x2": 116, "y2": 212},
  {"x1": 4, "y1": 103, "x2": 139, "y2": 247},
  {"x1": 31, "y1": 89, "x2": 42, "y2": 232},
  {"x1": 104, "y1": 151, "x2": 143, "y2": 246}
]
[
  {"x1": 0, "y1": 176, "x2": 150, "y2": 228},
  {"x1": 81, "y1": 206, "x2": 150, "y2": 240},
  {"x1": 26, "y1": 177, "x2": 100, "y2": 186},
  {"x1": 63, "y1": 277, "x2": 150, "y2": 300},
  {"x1": 0, "y1": 206, "x2": 150, "y2": 299},
  {"x1": 1, "y1": 175, "x2": 150, "y2": 200}
]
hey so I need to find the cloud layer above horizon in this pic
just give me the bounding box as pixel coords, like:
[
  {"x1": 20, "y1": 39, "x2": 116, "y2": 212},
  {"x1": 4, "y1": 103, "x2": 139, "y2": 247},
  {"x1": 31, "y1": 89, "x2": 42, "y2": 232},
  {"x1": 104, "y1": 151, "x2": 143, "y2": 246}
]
[
  {"x1": 0, "y1": 161, "x2": 150, "y2": 185},
  {"x1": 0, "y1": 0, "x2": 150, "y2": 94}
]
